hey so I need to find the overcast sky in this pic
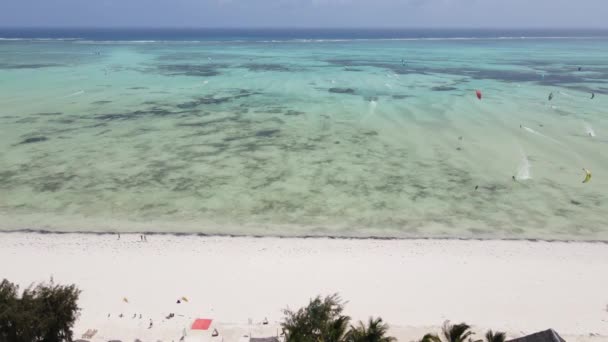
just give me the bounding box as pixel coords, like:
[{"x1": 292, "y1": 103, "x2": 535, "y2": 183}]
[{"x1": 1, "y1": 0, "x2": 606, "y2": 28}]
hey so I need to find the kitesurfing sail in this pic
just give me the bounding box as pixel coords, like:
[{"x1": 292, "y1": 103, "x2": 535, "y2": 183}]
[{"x1": 582, "y1": 168, "x2": 592, "y2": 183}]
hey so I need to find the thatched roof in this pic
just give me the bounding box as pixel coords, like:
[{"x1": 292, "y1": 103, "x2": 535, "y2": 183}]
[{"x1": 507, "y1": 329, "x2": 566, "y2": 342}]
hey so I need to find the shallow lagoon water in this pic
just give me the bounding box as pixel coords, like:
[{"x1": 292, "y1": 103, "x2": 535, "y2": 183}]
[{"x1": 1, "y1": 34, "x2": 608, "y2": 240}]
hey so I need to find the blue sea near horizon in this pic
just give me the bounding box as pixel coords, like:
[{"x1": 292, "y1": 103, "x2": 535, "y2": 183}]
[{"x1": 1, "y1": 28, "x2": 607, "y2": 240}]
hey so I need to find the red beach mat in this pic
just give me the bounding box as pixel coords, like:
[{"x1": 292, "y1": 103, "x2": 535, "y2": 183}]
[{"x1": 191, "y1": 318, "x2": 213, "y2": 330}]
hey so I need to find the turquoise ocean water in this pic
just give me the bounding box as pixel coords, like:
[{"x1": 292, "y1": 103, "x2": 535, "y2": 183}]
[{"x1": 1, "y1": 29, "x2": 607, "y2": 240}]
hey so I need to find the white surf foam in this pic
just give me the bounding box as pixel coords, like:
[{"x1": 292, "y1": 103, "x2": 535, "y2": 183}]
[
  {"x1": 584, "y1": 122, "x2": 596, "y2": 137},
  {"x1": 516, "y1": 149, "x2": 532, "y2": 181}
]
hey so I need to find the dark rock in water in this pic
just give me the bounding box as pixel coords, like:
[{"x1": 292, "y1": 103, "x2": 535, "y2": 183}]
[
  {"x1": 329, "y1": 87, "x2": 355, "y2": 94},
  {"x1": 431, "y1": 86, "x2": 457, "y2": 91},
  {"x1": 255, "y1": 129, "x2": 280, "y2": 137},
  {"x1": 19, "y1": 136, "x2": 48, "y2": 145}
]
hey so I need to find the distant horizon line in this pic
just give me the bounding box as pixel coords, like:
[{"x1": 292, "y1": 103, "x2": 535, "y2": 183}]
[{"x1": 2, "y1": 26, "x2": 608, "y2": 30}]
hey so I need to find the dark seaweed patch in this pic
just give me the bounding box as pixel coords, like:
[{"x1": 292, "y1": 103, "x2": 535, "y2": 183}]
[
  {"x1": 0, "y1": 170, "x2": 18, "y2": 184},
  {"x1": 255, "y1": 129, "x2": 280, "y2": 138},
  {"x1": 431, "y1": 86, "x2": 457, "y2": 91},
  {"x1": 35, "y1": 112, "x2": 63, "y2": 116},
  {"x1": 95, "y1": 107, "x2": 178, "y2": 121},
  {"x1": 33, "y1": 172, "x2": 77, "y2": 192},
  {"x1": 156, "y1": 64, "x2": 226, "y2": 77},
  {"x1": 241, "y1": 63, "x2": 290, "y2": 72},
  {"x1": 329, "y1": 87, "x2": 356, "y2": 94},
  {"x1": 285, "y1": 110, "x2": 305, "y2": 116},
  {"x1": 344, "y1": 67, "x2": 363, "y2": 72},
  {"x1": 177, "y1": 116, "x2": 241, "y2": 128},
  {"x1": 128, "y1": 87, "x2": 148, "y2": 90},
  {"x1": 563, "y1": 85, "x2": 608, "y2": 95},
  {"x1": 92, "y1": 100, "x2": 112, "y2": 105},
  {"x1": 0, "y1": 63, "x2": 64, "y2": 70},
  {"x1": 95, "y1": 129, "x2": 111, "y2": 136},
  {"x1": 325, "y1": 58, "x2": 608, "y2": 86},
  {"x1": 50, "y1": 118, "x2": 75, "y2": 124},
  {"x1": 18, "y1": 136, "x2": 48, "y2": 145},
  {"x1": 392, "y1": 95, "x2": 411, "y2": 99},
  {"x1": 15, "y1": 117, "x2": 38, "y2": 124},
  {"x1": 176, "y1": 90, "x2": 260, "y2": 109}
]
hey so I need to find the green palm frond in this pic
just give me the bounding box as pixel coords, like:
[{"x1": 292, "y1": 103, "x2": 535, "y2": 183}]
[
  {"x1": 442, "y1": 321, "x2": 474, "y2": 342},
  {"x1": 419, "y1": 333, "x2": 443, "y2": 342},
  {"x1": 485, "y1": 330, "x2": 506, "y2": 342}
]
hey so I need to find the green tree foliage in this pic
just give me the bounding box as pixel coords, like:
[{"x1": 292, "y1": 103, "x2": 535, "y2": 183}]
[
  {"x1": 418, "y1": 321, "x2": 485, "y2": 342},
  {"x1": 419, "y1": 333, "x2": 443, "y2": 342},
  {"x1": 282, "y1": 294, "x2": 351, "y2": 342},
  {"x1": 485, "y1": 330, "x2": 506, "y2": 342},
  {"x1": 441, "y1": 321, "x2": 476, "y2": 342},
  {"x1": 0, "y1": 279, "x2": 81, "y2": 342},
  {"x1": 345, "y1": 317, "x2": 396, "y2": 342}
]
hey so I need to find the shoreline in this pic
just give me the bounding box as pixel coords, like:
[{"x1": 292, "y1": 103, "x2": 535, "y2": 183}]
[
  {"x1": 2, "y1": 232, "x2": 608, "y2": 341},
  {"x1": 2, "y1": 228, "x2": 608, "y2": 244}
]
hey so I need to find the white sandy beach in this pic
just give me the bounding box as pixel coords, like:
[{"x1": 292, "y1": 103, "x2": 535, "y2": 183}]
[{"x1": 1, "y1": 233, "x2": 607, "y2": 341}]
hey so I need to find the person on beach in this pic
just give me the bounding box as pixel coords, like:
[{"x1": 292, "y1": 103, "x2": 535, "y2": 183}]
[
  {"x1": 117, "y1": 233, "x2": 120, "y2": 240},
  {"x1": 149, "y1": 319, "x2": 153, "y2": 329}
]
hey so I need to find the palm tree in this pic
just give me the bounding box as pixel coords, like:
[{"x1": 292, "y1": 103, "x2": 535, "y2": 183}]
[
  {"x1": 485, "y1": 330, "x2": 506, "y2": 342},
  {"x1": 419, "y1": 333, "x2": 442, "y2": 342},
  {"x1": 418, "y1": 321, "x2": 478, "y2": 342},
  {"x1": 345, "y1": 317, "x2": 396, "y2": 342},
  {"x1": 281, "y1": 294, "x2": 350, "y2": 342},
  {"x1": 441, "y1": 321, "x2": 477, "y2": 342}
]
